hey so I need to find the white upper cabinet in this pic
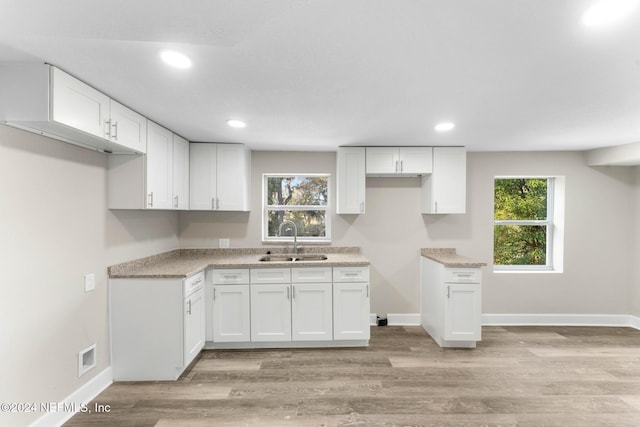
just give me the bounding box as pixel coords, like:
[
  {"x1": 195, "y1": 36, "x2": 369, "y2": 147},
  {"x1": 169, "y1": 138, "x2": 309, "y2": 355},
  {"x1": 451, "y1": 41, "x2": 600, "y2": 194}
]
[
  {"x1": 107, "y1": 123, "x2": 189, "y2": 210},
  {"x1": 421, "y1": 147, "x2": 466, "y2": 214},
  {"x1": 366, "y1": 147, "x2": 432, "y2": 176},
  {"x1": 108, "y1": 100, "x2": 147, "y2": 153},
  {"x1": 146, "y1": 122, "x2": 174, "y2": 210},
  {"x1": 0, "y1": 63, "x2": 146, "y2": 154},
  {"x1": 51, "y1": 66, "x2": 110, "y2": 139},
  {"x1": 336, "y1": 147, "x2": 366, "y2": 214},
  {"x1": 172, "y1": 134, "x2": 190, "y2": 210},
  {"x1": 189, "y1": 143, "x2": 251, "y2": 211}
]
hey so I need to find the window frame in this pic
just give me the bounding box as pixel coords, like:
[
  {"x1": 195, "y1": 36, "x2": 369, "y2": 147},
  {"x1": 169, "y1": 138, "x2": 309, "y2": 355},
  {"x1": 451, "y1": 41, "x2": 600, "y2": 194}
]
[
  {"x1": 262, "y1": 173, "x2": 331, "y2": 244},
  {"x1": 493, "y1": 176, "x2": 555, "y2": 272}
]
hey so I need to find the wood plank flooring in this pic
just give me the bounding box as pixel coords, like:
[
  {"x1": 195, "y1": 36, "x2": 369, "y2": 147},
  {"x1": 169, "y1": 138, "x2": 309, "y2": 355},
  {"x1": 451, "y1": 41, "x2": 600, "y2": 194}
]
[{"x1": 66, "y1": 326, "x2": 640, "y2": 426}]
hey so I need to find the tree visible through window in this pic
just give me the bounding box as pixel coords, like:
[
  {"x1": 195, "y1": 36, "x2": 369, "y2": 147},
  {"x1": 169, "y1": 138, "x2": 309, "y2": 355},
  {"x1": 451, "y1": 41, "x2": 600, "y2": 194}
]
[
  {"x1": 264, "y1": 175, "x2": 330, "y2": 241},
  {"x1": 494, "y1": 178, "x2": 553, "y2": 268}
]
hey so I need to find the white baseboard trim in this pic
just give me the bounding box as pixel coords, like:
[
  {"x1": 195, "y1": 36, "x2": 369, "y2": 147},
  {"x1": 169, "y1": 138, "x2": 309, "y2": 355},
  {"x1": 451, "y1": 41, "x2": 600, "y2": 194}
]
[
  {"x1": 387, "y1": 313, "x2": 421, "y2": 326},
  {"x1": 30, "y1": 367, "x2": 113, "y2": 427},
  {"x1": 482, "y1": 313, "x2": 640, "y2": 330}
]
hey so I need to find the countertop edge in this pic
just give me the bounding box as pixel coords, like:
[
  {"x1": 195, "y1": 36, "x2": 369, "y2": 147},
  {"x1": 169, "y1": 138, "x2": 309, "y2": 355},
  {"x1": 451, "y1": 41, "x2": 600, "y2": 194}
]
[{"x1": 421, "y1": 248, "x2": 488, "y2": 268}]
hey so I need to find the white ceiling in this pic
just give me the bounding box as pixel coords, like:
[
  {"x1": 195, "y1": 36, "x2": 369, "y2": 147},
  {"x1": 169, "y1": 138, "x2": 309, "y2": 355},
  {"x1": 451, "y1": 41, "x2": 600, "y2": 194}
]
[{"x1": 1, "y1": 0, "x2": 639, "y2": 152}]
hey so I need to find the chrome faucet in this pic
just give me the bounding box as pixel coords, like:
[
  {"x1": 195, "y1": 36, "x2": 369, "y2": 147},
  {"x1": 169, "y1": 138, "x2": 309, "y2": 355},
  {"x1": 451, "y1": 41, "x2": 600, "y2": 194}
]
[{"x1": 278, "y1": 220, "x2": 298, "y2": 254}]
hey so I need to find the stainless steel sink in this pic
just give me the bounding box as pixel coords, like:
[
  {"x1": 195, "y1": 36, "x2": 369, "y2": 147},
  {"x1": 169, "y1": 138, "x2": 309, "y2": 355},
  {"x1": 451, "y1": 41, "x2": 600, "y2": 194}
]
[
  {"x1": 259, "y1": 255, "x2": 294, "y2": 262},
  {"x1": 293, "y1": 254, "x2": 328, "y2": 261},
  {"x1": 258, "y1": 254, "x2": 328, "y2": 262}
]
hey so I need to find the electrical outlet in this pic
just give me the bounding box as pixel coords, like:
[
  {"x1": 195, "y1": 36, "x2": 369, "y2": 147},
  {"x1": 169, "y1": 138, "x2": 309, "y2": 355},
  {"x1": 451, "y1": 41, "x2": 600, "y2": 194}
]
[
  {"x1": 84, "y1": 273, "x2": 95, "y2": 292},
  {"x1": 219, "y1": 238, "x2": 230, "y2": 248}
]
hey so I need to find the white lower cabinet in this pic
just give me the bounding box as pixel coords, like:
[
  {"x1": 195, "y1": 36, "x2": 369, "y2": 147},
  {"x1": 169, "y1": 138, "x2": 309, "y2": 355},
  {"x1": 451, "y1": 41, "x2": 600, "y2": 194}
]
[
  {"x1": 184, "y1": 279, "x2": 205, "y2": 365},
  {"x1": 291, "y1": 267, "x2": 333, "y2": 341},
  {"x1": 110, "y1": 271, "x2": 205, "y2": 381},
  {"x1": 251, "y1": 284, "x2": 292, "y2": 342},
  {"x1": 443, "y1": 283, "x2": 481, "y2": 341},
  {"x1": 421, "y1": 257, "x2": 481, "y2": 348},
  {"x1": 209, "y1": 265, "x2": 369, "y2": 348},
  {"x1": 333, "y1": 282, "x2": 371, "y2": 341},
  {"x1": 211, "y1": 269, "x2": 251, "y2": 343},
  {"x1": 333, "y1": 266, "x2": 370, "y2": 341},
  {"x1": 212, "y1": 284, "x2": 251, "y2": 342}
]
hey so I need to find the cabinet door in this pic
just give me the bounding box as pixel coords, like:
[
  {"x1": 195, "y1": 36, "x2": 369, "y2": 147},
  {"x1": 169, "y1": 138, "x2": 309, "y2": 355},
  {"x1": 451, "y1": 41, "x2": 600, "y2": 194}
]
[
  {"x1": 421, "y1": 147, "x2": 466, "y2": 214},
  {"x1": 109, "y1": 100, "x2": 147, "y2": 153},
  {"x1": 213, "y1": 285, "x2": 251, "y2": 342},
  {"x1": 292, "y1": 283, "x2": 332, "y2": 341},
  {"x1": 146, "y1": 122, "x2": 173, "y2": 209},
  {"x1": 184, "y1": 287, "x2": 205, "y2": 367},
  {"x1": 217, "y1": 144, "x2": 250, "y2": 211},
  {"x1": 173, "y1": 134, "x2": 190, "y2": 209},
  {"x1": 443, "y1": 283, "x2": 481, "y2": 341},
  {"x1": 250, "y1": 284, "x2": 292, "y2": 342},
  {"x1": 51, "y1": 66, "x2": 110, "y2": 139},
  {"x1": 399, "y1": 147, "x2": 432, "y2": 175},
  {"x1": 366, "y1": 147, "x2": 399, "y2": 174},
  {"x1": 333, "y1": 282, "x2": 370, "y2": 340},
  {"x1": 336, "y1": 147, "x2": 366, "y2": 214},
  {"x1": 189, "y1": 143, "x2": 217, "y2": 210}
]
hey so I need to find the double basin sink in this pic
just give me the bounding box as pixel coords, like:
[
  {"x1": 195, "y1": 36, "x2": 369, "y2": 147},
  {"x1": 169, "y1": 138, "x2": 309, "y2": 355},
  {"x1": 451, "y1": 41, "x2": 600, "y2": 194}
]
[{"x1": 259, "y1": 254, "x2": 328, "y2": 262}]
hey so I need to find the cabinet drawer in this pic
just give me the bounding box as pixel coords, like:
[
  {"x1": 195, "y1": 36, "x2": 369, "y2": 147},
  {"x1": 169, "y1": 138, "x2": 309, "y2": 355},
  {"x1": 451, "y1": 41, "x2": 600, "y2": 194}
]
[
  {"x1": 250, "y1": 268, "x2": 291, "y2": 284},
  {"x1": 333, "y1": 266, "x2": 369, "y2": 282},
  {"x1": 444, "y1": 268, "x2": 481, "y2": 284},
  {"x1": 212, "y1": 269, "x2": 250, "y2": 285},
  {"x1": 292, "y1": 267, "x2": 332, "y2": 283},
  {"x1": 184, "y1": 271, "x2": 205, "y2": 297}
]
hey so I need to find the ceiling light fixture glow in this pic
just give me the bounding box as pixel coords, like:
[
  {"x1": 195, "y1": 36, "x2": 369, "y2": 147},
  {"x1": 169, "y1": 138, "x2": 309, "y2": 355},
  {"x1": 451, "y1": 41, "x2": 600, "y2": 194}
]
[
  {"x1": 582, "y1": 0, "x2": 639, "y2": 27},
  {"x1": 160, "y1": 50, "x2": 192, "y2": 69},
  {"x1": 227, "y1": 119, "x2": 246, "y2": 128},
  {"x1": 435, "y1": 122, "x2": 455, "y2": 132}
]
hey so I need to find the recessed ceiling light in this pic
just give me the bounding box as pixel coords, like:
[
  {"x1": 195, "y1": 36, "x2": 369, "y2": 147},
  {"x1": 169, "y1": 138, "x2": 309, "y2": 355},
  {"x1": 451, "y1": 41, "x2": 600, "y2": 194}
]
[
  {"x1": 160, "y1": 50, "x2": 192, "y2": 69},
  {"x1": 582, "y1": 0, "x2": 638, "y2": 27},
  {"x1": 435, "y1": 122, "x2": 455, "y2": 132},
  {"x1": 227, "y1": 119, "x2": 246, "y2": 128}
]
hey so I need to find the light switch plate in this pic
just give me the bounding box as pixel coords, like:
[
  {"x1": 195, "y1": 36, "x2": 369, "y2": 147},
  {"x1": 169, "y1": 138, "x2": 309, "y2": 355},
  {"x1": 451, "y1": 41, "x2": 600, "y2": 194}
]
[
  {"x1": 219, "y1": 238, "x2": 230, "y2": 248},
  {"x1": 84, "y1": 273, "x2": 95, "y2": 292}
]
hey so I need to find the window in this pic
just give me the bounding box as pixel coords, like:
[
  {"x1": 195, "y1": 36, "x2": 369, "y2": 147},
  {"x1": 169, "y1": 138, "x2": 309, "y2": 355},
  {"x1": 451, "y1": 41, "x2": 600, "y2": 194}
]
[
  {"x1": 494, "y1": 177, "x2": 563, "y2": 271},
  {"x1": 263, "y1": 174, "x2": 330, "y2": 243}
]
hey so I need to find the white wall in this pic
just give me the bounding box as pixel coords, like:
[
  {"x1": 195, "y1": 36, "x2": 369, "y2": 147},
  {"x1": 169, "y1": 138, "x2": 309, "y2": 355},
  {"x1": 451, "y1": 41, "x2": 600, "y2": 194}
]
[
  {"x1": 179, "y1": 150, "x2": 636, "y2": 317},
  {"x1": 0, "y1": 125, "x2": 178, "y2": 427}
]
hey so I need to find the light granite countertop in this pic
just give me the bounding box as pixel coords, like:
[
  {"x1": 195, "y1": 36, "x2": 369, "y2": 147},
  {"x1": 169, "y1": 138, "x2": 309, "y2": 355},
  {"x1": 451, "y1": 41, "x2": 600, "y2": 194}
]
[
  {"x1": 108, "y1": 247, "x2": 370, "y2": 279},
  {"x1": 421, "y1": 248, "x2": 487, "y2": 268}
]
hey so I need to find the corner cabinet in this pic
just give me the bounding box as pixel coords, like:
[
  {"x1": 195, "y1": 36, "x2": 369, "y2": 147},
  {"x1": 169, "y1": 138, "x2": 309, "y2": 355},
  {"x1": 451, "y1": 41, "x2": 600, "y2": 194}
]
[
  {"x1": 0, "y1": 63, "x2": 146, "y2": 154},
  {"x1": 336, "y1": 147, "x2": 366, "y2": 214},
  {"x1": 110, "y1": 271, "x2": 206, "y2": 381},
  {"x1": 189, "y1": 143, "x2": 251, "y2": 211},
  {"x1": 421, "y1": 147, "x2": 466, "y2": 214},
  {"x1": 420, "y1": 257, "x2": 481, "y2": 348},
  {"x1": 207, "y1": 265, "x2": 369, "y2": 348},
  {"x1": 106, "y1": 122, "x2": 189, "y2": 210}
]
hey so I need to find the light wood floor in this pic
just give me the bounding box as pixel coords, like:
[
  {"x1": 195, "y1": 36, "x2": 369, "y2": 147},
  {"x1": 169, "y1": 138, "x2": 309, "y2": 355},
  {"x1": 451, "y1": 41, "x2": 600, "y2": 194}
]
[{"x1": 66, "y1": 326, "x2": 640, "y2": 426}]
